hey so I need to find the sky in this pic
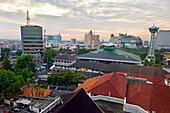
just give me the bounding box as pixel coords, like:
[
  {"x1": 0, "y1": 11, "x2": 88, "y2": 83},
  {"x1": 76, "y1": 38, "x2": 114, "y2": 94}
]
[{"x1": 0, "y1": 0, "x2": 170, "y2": 41}]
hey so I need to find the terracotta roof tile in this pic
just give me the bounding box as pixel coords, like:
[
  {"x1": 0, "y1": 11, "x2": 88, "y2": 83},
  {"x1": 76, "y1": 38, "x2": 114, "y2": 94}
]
[
  {"x1": 22, "y1": 87, "x2": 52, "y2": 97},
  {"x1": 88, "y1": 73, "x2": 127, "y2": 99},
  {"x1": 165, "y1": 74, "x2": 170, "y2": 80},
  {"x1": 126, "y1": 83, "x2": 170, "y2": 113},
  {"x1": 73, "y1": 77, "x2": 99, "y2": 93},
  {"x1": 33, "y1": 57, "x2": 43, "y2": 62},
  {"x1": 116, "y1": 72, "x2": 165, "y2": 85}
]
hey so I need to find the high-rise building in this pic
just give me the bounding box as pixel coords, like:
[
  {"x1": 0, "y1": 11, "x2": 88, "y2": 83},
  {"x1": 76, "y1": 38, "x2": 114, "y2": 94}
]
[
  {"x1": 145, "y1": 25, "x2": 159, "y2": 61},
  {"x1": 21, "y1": 11, "x2": 45, "y2": 57},
  {"x1": 46, "y1": 34, "x2": 62, "y2": 44},
  {"x1": 84, "y1": 30, "x2": 100, "y2": 47},
  {"x1": 71, "y1": 38, "x2": 76, "y2": 44},
  {"x1": 155, "y1": 30, "x2": 170, "y2": 49}
]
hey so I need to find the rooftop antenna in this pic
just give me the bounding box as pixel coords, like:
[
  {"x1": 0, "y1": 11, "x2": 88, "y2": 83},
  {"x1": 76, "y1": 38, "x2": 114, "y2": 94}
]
[{"x1": 26, "y1": 10, "x2": 30, "y2": 25}]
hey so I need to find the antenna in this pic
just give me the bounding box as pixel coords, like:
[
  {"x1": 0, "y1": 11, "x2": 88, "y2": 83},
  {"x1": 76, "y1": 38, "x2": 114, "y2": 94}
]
[{"x1": 26, "y1": 10, "x2": 30, "y2": 25}]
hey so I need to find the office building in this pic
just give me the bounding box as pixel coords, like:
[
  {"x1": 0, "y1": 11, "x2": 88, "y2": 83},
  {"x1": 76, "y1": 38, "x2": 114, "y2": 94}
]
[
  {"x1": 155, "y1": 30, "x2": 170, "y2": 49},
  {"x1": 84, "y1": 30, "x2": 100, "y2": 47},
  {"x1": 21, "y1": 11, "x2": 45, "y2": 57},
  {"x1": 46, "y1": 34, "x2": 62, "y2": 44},
  {"x1": 71, "y1": 38, "x2": 76, "y2": 44}
]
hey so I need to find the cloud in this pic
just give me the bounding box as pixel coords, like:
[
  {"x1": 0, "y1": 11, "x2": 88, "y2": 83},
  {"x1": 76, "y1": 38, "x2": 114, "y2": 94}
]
[
  {"x1": 0, "y1": 1, "x2": 69, "y2": 17},
  {"x1": 0, "y1": 0, "x2": 170, "y2": 41}
]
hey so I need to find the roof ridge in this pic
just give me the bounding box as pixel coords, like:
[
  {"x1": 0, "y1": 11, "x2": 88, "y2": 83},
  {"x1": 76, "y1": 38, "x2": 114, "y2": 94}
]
[{"x1": 88, "y1": 80, "x2": 108, "y2": 93}]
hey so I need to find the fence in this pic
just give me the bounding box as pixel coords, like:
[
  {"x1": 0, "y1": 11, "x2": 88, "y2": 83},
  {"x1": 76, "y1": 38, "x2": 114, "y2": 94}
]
[
  {"x1": 123, "y1": 103, "x2": 148, "y2": 113},
  {"x1": 91, "y1": 95, "x2": 124, "y2": 104}
]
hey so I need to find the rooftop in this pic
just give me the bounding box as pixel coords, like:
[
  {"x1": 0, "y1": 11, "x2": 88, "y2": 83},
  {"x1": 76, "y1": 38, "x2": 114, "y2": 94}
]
[
  {"x1": 53, "y1": 53, "x2": 77, "y2": 61},
  {"x1": 71, "y1": 61, "x2": 168, "y2": 77},
  {"x1": 33, "y1": 57, "x2": 44, "y2": 62},
  {"x1": 77, "y1": 48, "x2": 141, "y2": 64},
  {"x1": 22, "y1": 87, "x2": 52, "y2": 97},
  {"x1": 126, "y1": 83, "x2": 170, "y2": 113},
  {"x1": 54, "y1": 88, "x2": 104, "y2": 113},
  {"x1": 73, "y1": 77, "x2": 99, "y2": 93},
  {"x1": 88, "y1": 73, "x2": 127, "y2": 99}
]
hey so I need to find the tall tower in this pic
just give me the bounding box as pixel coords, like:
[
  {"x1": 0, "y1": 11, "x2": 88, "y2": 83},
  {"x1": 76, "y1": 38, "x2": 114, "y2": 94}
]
[
  {"x1": 26, "y1": 10, "x2": 30, "y2": 25},
  {"x1": 145, "y1": 25, "x2": 159, "y2": 61}
]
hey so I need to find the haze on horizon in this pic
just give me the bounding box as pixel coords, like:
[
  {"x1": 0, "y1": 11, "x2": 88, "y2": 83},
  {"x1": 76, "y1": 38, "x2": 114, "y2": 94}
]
[{"x1": 0, "y1": 0, "x2": 170, "y2": 41}]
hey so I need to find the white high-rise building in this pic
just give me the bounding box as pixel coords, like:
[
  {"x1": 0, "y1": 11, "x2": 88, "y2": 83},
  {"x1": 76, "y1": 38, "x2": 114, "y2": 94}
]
[{"x1": 155, "y1": 30, "x2": 170, "y2": 49}]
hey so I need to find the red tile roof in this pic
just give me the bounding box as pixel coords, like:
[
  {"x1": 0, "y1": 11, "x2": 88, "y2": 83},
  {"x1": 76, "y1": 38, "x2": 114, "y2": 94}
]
[
  {"x1": 33, "y1": 57, "x2": 44, "y2": 62},
  {"x1": 165, "y1": 74, "x2": 170, "y2": 80},
  {"x1": 22, "y1": 87, "x2": 52, "y2": 97},
  {"x1": 126, "y1": 83, "x2": 170, "y2": 113},
  {"x1": 116, "y1": 72, "x2": 165, "y2": 86},
  {"x1": 0, "y1": 65, "x2": 3, "y2": 68},
  {"x1": 88, "y1": 73, "x2": 127, "y2": 99},
  {"x1": 73, "y1": 77, "x2": 99, "y2": 93}
]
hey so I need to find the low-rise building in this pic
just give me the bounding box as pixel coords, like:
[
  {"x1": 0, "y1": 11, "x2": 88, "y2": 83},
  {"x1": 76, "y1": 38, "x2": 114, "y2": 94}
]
[
  {"x1": 52, "y1": 53, "x2": 77, "y2": 70},
  {"x1": 77, "y1": 47, "x2": 142, "y2": 65}
]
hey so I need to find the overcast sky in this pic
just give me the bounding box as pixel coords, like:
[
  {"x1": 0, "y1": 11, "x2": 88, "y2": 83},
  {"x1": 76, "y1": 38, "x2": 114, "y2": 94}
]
[{"x1": 0, "y1": 0, "x2": 170, "y2": 41}]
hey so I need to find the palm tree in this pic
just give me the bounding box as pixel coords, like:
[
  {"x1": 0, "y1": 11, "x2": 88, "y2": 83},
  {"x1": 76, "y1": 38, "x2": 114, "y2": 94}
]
[
  {"x1": 26, "y1": 77, "x2": 37, "y2": 101},
  {"x1": 35, "y1": 85, "x2": 44, "y2": 98}
]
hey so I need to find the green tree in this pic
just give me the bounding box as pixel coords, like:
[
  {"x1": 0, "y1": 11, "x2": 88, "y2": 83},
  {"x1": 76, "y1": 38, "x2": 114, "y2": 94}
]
[
  {"x1": 44, "y1": 49, "x2": 58, "y2": 67},
  {"x1": 48, "y1": 71, "x2": 85, "y2": 86},
  {"x1": 144, "y1": 59, "x2": 149, "y2": 66},
  {"x1": 149, "y1": 58, "x2": 154, "y2": 66},
  {"x1": 59, "y1": 48, "x2": 63, "y2": 51},
  {"x1": 1, "y1": 55, "x2": 12, "y2": 70},
  {"x1": 168, "y1": 61, "x2": 170, "y2": 65},
  {"x1": 139, "y1": 52, "x2": 148, "y2": 61},
  {"x1": 15, "y1": 54, "x2": 36, "y2": 73},
  {"x1": 76, "y1": 48, "x2": 87, "y2": 55},
  {"x1": 35, "y1": 85, "x2": 44, "y2": 97},
  {"x1": 152, "y1": 64, "x2": 161, "y2": 67},
  {"x1": 155, "y1": 58, "x2": 161, "y2": 64},
  {"x1": 21, "y1": 69, "x2": 34, "y2": 81},
  {"x1": 0, "y1": 70, "x2": 25, "y2": 99},
  {"x1": 0, "y1": 48, "x2": 11, "y2": 61},
  {"x1": 16, "y1": 49, "x2": 22, "y2": 56},
  {"x1": 26, "y1": 77, "x2": 37, "y2": 100}
]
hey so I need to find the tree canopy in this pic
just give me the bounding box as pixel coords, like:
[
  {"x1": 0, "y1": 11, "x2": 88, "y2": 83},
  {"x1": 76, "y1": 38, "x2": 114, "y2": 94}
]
[
  {"x1": 15, "y1": 54, "x2": 36, "y2": 73},
  {"x1": 1, "y1": 55, "x2": 12, "y2": 70},
  {"x1": 44, "y1": 49, "x2": 58, "y2": 67},
  {"x1": 0, "y1": 70, "x2": 25, "y2": 99},
  {"x1": 16, "y1": 49, "x2": 22, "y2": 56},
  {"x1": 76, "y1": 48, "x2": 96, "y2": 55},
  {"x1": 0, "y1": 48, "x2": 11, "y2": 61},
  {"x1": 47, "y1": 71, "x2": 85, "y2": 87}
]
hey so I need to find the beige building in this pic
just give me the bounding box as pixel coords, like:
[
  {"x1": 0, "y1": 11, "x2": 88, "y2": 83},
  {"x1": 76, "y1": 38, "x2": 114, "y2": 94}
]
[
  {"x1": 84, "y1": 30, "x2": 100, "y2": 47},
  {"x1": 21, "y1": 25, "x2": 45, "y2": 56}
]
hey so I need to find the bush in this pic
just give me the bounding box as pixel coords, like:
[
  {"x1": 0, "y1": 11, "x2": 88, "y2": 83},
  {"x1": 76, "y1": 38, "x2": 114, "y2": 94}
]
[{"x1": 152, "y1": 64, "x2": 161, "y2": 67}]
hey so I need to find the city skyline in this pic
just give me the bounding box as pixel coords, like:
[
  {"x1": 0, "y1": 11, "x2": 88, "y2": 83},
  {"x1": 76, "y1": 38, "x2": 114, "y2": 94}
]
[{"x1": 0, "y1": 0, "x2": 170, "y2": 41}]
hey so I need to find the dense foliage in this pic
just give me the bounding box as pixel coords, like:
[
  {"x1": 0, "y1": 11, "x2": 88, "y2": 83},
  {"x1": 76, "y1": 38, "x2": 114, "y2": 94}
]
[
  {"x1": 47, "y1": 71, "x2": 85, "y2": 87},
  {"x1": 14, "y1": 54, "x2": 35, "y2": 81},
  {"x1": 0, "y1": 70, "x2": 25, "y2": 99},
  {"x1": 16, "y1": 49, "x2": 22, "y2": 56},
  {"x1": 119, "y1": 47, "x2": 164, "y2": 66},
  {"x1": 0, "y1": 48, "x2": 11, "y2": 61},
  {"x1": 76, "y1": 48, "x2": 96, "y2": 55},
  {"x1": 15, "y1": 54, "x2": 36, "y2": 72},
  {"x1": 1, "y1": 55, "x2": 12, "y2": 70},
  {"x1": 44, "y1": 49, "x2": 58, "y2": 67}
]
